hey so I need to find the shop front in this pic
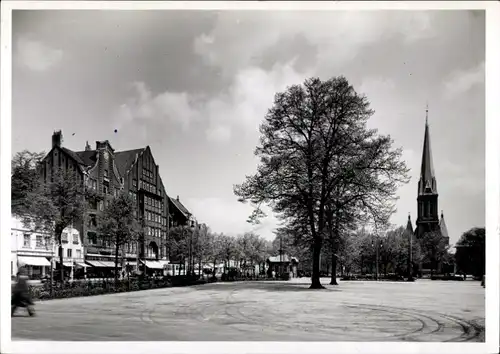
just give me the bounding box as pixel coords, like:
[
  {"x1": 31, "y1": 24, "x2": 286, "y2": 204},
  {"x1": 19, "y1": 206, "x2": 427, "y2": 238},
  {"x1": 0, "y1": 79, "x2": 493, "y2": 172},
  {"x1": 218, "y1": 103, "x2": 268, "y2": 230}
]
[{"x1": 17, "y1": 256, "x2": 51, "y2": 280}]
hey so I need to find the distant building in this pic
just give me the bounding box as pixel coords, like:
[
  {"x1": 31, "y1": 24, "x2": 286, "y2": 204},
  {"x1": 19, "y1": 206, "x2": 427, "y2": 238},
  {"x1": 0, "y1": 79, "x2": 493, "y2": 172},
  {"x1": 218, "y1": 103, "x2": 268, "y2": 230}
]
[
  {"x1": 266, "y1": 255, "x2": 299, "y2": 278},
  {"x1": 405, "y1": 108, "x2": 450, "y2": 275}
]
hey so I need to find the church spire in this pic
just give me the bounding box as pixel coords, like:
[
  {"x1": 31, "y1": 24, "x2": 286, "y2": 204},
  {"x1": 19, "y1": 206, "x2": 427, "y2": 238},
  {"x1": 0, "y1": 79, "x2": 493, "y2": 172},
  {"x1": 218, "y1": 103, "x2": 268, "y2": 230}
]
[
  {"x1": 406, "y1": 213, "x2": 414, "y2": 234},
  {"x1": 418, "y1": 105, "x2": 437, "y2": 195}
]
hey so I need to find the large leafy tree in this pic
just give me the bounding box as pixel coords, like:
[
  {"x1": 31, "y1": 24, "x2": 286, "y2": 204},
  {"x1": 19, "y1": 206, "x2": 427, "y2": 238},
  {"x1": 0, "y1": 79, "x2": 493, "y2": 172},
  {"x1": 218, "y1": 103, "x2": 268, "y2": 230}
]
[
  {"x1": 455, "y1": 227, "x2": 485, "y2": 277},
  {"x1": 97, "y1": 192, "x2": 140, "y2": 285},
  {"x1": 11, "y1": 151, "x2": 48, "y2": 218},
  {"x1": 168, "y1": 225, "x2": 191, "y2": 275},
  {"x1": 419, "y1": 230, "x2": 449, "y2": 276},
  {"x1": 234, "y1": 76, "x2": 409, "y2": 288}
]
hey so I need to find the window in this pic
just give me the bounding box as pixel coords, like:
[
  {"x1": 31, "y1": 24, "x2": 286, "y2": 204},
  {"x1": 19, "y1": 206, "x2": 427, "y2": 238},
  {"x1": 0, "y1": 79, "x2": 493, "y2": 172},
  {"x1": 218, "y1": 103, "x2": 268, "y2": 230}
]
[
  {"x1": 67, "y1": 249, "x2": 72, "y2": 258},
  {"x1": 99, "y1": 201, "x2": 104, "y2": 211},
  {"x1": 104, "y1": 185, "x2": 109, "y2": 194},
  {"x1": 133, "y1": 179, "x2": 137, "y2": 187},
  {"x1": 76, "y1": 250, "x2": 81, "y2": 259},
  {"x1": 36, "y1": 235, "x2": 43, "y2": 247},
  {"x1": 104, "y1": 169, "x2": 108, "y2": 178},
  {"x1": 88, "y1": 232, "x2": 97, "y2": 245},
  {"x1": 92, "y1": 180, "x2": 97, "y2": 190},
  {"x1": 139, "y1": 180, "x2": 142, "y2": 189},
  {"x1": 44, "y1": 236, "x2": 51, "y2": 248},
  {"x1": 73, "y1": 234, "x2": 79, "y2": 244},
  {"x1": 62, "y1": 232, "x2": 68, "y2": 243},
  {"x1": 23, "y1": 234, "x2": 31, "y2": 247}
]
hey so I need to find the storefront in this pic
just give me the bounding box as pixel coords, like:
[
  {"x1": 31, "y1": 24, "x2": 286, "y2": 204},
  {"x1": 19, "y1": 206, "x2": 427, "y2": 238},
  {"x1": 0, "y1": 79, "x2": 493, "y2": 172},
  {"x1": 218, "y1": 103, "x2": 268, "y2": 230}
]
[{"x1": 17, "y1": 256, "x2": 51, "y2": 280}]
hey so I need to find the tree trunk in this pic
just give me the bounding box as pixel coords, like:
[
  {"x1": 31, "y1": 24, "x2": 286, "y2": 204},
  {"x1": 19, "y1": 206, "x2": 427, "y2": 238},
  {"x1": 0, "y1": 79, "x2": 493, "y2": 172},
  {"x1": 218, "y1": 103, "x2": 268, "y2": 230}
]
[
  {"x1": 59, "y1": 244, "x2": 64, "y2": 285},
  {"x1": 114, "y1": 238, "x2": 120, "y2": 286},
  {"x1": 330, "y1": 251, "x2": 338, "y2": 285},
  {"x1": 310, "y1": 239, "x2": 325, "y2": 289}
]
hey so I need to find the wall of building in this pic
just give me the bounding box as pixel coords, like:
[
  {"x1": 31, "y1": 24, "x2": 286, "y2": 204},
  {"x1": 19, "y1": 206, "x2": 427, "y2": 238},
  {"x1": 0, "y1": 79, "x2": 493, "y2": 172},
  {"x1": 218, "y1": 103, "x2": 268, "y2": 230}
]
[
  {"x1": 11, "y1": 216, "x2": 54, "y2": 279},
  {"x1": 11, "y1": 216, "x2": 86, "y2": 280}
]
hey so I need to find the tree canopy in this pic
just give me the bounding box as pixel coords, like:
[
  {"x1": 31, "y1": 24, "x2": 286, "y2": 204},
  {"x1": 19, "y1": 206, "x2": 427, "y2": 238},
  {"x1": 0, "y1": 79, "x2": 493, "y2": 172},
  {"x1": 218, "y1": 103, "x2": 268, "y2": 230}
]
[{"x1": 234, "y1": 76, "x2": 409, "y2": 288}]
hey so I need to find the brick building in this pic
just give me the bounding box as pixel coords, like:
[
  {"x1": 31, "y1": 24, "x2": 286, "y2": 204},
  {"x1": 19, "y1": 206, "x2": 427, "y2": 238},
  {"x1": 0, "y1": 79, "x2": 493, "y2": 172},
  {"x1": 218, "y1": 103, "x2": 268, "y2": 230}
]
[{"x1": 39, "y1": 130, "x2": 175, "y2": 274}]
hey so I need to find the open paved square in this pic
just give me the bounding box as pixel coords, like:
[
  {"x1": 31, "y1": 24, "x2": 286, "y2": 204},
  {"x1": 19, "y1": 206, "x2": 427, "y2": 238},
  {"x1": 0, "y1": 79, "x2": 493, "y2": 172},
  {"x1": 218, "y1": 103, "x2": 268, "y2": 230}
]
[{"x1": 12, "y1": 278, "x2": 485, "y2": 342}]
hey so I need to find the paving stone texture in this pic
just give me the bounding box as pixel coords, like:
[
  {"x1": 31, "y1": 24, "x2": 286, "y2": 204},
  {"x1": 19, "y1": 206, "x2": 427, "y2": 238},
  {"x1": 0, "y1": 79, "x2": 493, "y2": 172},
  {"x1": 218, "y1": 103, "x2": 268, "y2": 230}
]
[{"x1": 11, "y1": 278, "x2": 485, "y2": 342}]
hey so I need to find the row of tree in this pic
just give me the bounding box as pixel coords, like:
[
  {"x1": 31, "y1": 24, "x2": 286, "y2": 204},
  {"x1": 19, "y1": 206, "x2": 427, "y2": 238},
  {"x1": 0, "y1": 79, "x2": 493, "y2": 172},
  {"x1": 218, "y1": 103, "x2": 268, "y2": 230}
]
[{"x1": 12, "y1": 150, "x2": 279, "y2": 285}]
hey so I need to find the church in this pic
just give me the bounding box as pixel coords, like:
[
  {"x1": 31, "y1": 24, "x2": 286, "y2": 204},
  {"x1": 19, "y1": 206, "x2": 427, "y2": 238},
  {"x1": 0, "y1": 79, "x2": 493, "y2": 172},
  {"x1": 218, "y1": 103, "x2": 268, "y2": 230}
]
[{"x1": 405, "y1": 107, "x2": 450, "y2": 276}]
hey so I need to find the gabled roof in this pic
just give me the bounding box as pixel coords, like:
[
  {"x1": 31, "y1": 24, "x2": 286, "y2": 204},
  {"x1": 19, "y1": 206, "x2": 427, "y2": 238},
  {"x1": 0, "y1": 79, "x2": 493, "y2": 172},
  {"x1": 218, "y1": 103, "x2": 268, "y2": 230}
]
[
  {"x1": 114, "y1": 148, "x2": 145, "y2": 177},
  {"x1": 169, "y1": 196, "x2": 191, "y2": 218},
  {"x1": 439, "y1": 212, "x2": 449, "y2": 238},
  {"x1": 61, "y1": 147, "x2": 86, "y2": 166},
  {"x1": 75, "y1": 150, "x2": 98, "y2": 167}
]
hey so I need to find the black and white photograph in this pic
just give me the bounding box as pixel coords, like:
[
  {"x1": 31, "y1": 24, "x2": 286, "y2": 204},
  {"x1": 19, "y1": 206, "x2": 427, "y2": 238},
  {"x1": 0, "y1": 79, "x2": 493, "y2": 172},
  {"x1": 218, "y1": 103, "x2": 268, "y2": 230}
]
[{"x1": 1, "y1": 2, "x2": 498, "y2": 354}]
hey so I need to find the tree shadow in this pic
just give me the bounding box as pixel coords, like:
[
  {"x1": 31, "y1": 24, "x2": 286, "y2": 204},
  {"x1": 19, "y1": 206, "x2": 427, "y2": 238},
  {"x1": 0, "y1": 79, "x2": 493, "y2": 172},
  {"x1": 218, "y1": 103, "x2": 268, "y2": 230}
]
[{"x1": 193, "y1": 281, "x2": 342, "y2": 293}]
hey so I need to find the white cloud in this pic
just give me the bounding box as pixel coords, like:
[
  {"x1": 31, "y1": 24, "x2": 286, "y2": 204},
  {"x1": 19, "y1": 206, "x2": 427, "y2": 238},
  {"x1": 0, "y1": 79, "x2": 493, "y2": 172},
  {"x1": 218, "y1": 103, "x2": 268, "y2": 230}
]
[
  {"x1": 115, "y1": 81, "x2": 199, "y2": 132},
  {"x1": 443, "y1": 61, "x2": 485, "y2": 99},
  {"x1": 15, "y1": 37, "x2": 63, "y2": 72},
  {"x1": 117, "y1": 61, "x2": 311, "y2": 144},
  {"x1": 187, "y1": 197, "x2": 281, "y2": 240},
  {"x1": 193, "y1": 11, "x2": 437, "y2": 77}
]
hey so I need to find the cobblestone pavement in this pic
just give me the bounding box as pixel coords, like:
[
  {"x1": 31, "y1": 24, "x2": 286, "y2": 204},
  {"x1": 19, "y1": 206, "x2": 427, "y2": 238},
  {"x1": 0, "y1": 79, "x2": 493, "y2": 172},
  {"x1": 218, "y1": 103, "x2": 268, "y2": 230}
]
[{"x1": 11, "y1": 278, "x2": 485, "y2": 341}]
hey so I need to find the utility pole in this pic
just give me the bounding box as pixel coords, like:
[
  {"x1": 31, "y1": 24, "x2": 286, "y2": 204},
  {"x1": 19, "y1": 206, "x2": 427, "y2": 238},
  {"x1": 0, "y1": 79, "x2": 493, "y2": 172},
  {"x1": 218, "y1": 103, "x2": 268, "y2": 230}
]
[{"x1": 375, "y1": 236, "x2": 379, "y2": 281}]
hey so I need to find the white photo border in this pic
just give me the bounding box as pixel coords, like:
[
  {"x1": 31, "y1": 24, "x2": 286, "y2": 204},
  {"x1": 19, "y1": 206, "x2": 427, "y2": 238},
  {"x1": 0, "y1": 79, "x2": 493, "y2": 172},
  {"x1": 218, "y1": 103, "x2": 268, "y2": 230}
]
[{"x1": 1, "y1": 1, "x2": 498, "y2": 354}]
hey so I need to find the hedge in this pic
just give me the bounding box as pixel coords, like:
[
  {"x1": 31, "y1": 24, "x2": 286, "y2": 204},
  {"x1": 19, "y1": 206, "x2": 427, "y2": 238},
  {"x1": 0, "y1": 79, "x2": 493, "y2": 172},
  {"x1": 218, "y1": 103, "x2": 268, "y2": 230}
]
[{"x1": 27, "y1": 276, "x2": 208, "y2": 301}]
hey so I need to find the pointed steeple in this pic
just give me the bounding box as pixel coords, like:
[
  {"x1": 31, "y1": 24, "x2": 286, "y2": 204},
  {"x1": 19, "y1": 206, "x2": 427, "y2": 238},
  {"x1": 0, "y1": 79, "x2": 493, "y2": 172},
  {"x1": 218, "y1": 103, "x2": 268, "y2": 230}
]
[
  {"x1": 406, "y1": 213, "x2": 414, "y2": 234},
  {"x1": 418, "y1": 105, "x2": 437, "y2": 195},
  {"x1": 439, "y1": 211, "x2": 448, "y2": 238}
]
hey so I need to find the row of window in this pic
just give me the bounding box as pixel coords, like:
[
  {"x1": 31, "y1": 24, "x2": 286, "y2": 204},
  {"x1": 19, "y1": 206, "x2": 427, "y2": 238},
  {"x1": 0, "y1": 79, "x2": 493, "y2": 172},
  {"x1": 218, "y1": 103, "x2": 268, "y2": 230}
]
[
  {"x1": 59, "y1": 248, "x2": 82, "y2": 259},
  {"x1": 144, "y1": 196, "x2": 163, "y2": 210},
  {"x1": 142, "y1": 168, "x2": 154, "y2": 180},
  {"x1": 139, "y1": 179, "x2": 157, "y2": 194},
  {"x1": 146, "y1": 226, "x2": 166, "y2": 239},
  {"x1": 61, "y1": 232, "x2": 79, "y2": 244},
  {"x1": 24, "y1": 234, "x2": 52, "y2": 248},
  {"x1": 145, "y1": 211, "x2": 166, "y2": 225}
]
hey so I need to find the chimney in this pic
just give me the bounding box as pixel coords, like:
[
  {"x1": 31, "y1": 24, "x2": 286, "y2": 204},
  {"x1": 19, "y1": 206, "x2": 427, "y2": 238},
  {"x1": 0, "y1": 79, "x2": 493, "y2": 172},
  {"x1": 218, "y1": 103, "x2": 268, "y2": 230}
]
[
  {"x1": 176, "y1": 195, "x2": 179, "y2": 201},
  {"x1": 85, "y1": 141, "x2": 91, "y2": 151},
  {"x1": 52, "y1": 130, "x2": 63, "y2": 148}
]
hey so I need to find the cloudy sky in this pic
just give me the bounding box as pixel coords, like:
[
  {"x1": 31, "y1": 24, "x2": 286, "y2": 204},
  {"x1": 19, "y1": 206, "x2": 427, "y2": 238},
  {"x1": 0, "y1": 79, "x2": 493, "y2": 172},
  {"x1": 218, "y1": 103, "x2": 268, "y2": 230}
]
[{"x1": 12, "y1": 9, "x2": 485, "y2": 245}]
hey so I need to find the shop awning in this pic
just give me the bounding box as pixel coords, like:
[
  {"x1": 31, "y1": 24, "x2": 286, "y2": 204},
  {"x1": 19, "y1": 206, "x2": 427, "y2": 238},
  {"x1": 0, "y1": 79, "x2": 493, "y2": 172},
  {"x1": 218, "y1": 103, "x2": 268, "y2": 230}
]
[
  {"x1": 99, "y1": 261, "x2": 120, "y2": 268},
  {"x1": 85, "y1": 260, "x2": 105, "y2": 267},
  {"x1": 141, "y1": 260, "x2": 164, "y2": 270},
  {"x1": 75, "y1": 262, "x2": 90, "y2": 268},
  {"x1": 18, "y1": 256, "x2": 50, "y2": 267}
]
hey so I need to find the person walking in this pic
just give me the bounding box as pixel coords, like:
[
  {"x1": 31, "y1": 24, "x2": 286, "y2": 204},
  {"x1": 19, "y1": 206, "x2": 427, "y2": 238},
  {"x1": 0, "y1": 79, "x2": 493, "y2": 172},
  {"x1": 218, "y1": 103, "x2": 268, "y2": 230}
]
[{"x1": 12, "y1": 267, "x2": 35, "y2": 317}]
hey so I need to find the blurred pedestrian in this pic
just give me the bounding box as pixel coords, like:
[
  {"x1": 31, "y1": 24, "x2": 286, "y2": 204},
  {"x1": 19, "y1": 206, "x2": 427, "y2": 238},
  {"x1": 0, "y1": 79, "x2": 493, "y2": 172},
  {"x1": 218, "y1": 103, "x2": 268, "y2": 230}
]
[{"x1": 12, "y1": 267, "x2": 35, "y2": 317}]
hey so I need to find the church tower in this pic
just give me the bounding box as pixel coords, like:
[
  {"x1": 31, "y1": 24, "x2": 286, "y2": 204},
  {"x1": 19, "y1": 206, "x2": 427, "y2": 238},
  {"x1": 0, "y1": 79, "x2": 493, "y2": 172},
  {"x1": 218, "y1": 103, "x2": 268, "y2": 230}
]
[{"x1": 415, "y1": 106, "x2": 441, "y2": 239}]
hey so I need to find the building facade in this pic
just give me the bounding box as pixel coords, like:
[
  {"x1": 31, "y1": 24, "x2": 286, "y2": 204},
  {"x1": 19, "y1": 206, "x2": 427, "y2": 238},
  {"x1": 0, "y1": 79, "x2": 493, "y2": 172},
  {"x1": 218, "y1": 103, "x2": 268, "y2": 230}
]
[
  {"x1": 39, "y1": 130, "x2": 182, "y2": 275},
  {"x1": 11, "y1": 216, "x2": 85, "y2": 280}
]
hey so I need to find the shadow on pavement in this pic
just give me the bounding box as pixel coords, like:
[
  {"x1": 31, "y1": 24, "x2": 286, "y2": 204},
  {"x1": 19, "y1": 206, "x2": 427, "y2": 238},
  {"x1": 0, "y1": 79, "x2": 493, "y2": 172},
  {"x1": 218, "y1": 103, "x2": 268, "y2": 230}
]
[{"x1": 192, "y1": 281, "x2": 342, "y2": 293}]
